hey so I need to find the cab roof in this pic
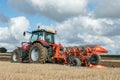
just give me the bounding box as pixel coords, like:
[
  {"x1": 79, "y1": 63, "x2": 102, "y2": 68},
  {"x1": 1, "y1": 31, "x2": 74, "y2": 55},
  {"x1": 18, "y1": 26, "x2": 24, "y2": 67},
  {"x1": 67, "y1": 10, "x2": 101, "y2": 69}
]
[{"x1": 32, "y1": 29, "x2": 56, "y2": 34}]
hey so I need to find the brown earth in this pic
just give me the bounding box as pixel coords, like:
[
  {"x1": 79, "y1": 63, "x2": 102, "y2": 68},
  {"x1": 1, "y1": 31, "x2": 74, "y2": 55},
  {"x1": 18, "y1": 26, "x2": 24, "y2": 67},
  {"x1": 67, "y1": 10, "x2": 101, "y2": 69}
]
[
  {"x1": 100, "y1": 61, "x2": 120, "y2": 68},
  {"x1": 0, "y1": 53, "x2": 120, "y2": 68},
  {"x1": 0, "y1": 53, "x2": 11, "y2": 61}
]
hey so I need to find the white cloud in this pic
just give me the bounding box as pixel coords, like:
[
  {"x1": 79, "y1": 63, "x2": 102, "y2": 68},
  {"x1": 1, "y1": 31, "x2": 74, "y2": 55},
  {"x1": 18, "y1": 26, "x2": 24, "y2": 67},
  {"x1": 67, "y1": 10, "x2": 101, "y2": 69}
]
[
  {"x1": 0, "y1": 16, "x2": 29, "y2": 51},
  {"x1": 93, "y1": 0, "x2": 120, "y2": 18},
  {"x1": 55, "y1": 16, "x2": 120, "y2": 55},
  {"x1": 9, "y1": 17, "x2": 29, "y2": 41},
  {"x1": 7, "y1": 0, "x2": 120, "y2": 55},
  {"x1": 8, "y1": 0, "x2": 88, "y2": 22},
  {"x1": 8, "y1": 0, "x2": 120, "y2": 19}
]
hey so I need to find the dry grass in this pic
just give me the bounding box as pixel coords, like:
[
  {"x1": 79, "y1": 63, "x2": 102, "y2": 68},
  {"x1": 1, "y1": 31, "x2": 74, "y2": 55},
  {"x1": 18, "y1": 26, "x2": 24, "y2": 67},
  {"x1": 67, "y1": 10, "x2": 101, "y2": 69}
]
[{"x1": 0, "y1": 61, "x2": 119, "y2": 80}]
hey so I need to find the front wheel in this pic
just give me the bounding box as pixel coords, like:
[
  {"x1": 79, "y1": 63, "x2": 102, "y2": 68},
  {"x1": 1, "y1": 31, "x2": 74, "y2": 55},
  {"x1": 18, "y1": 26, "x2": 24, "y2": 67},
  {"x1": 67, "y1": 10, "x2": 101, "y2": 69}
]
[
  {"x1": 90, "y1": 54, "x2": 101, "y2": 65},
  {"x1": 11, "y1": 49, "x2": 21, "y2": 62}
]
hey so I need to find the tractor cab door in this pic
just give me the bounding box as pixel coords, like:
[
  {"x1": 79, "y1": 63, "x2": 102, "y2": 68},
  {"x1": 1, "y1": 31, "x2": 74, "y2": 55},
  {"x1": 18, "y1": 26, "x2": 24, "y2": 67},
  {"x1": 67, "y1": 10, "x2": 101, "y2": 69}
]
[{"x1": 45, "y1": 32, "x2": 55, "y2": 44}]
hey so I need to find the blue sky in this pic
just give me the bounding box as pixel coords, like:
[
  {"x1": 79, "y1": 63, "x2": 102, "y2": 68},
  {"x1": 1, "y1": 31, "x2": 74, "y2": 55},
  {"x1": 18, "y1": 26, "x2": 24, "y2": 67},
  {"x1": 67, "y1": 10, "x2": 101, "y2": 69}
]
[
  {"x1": 0, "y1": 0, "x2": 96, "y2": 28},
  {"x1": 0, "y1": 0, "x2": 120, "y2": 55},
  {"x1": 0, "y1": 0, "x2": 56, "y2": 30}
]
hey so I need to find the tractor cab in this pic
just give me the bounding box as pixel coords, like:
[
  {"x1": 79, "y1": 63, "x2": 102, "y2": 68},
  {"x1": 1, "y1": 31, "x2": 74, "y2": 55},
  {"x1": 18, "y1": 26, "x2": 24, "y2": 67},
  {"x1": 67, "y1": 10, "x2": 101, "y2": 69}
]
[
  {"x1": 30, "y1": 29, "x2": 55, "y2": 43},
  {"x1": 24, "y1": 28, "x2": 56, "y2": 44}
]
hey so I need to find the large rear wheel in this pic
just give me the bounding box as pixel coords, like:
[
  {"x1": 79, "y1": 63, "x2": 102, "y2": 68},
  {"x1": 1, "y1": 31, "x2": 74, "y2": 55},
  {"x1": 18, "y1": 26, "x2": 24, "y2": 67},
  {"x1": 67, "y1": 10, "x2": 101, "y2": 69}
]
[
  {"x1": 29, "y1": 43, "x2": 48, "y2": 63},
  {"x1": 90, "y1": 54, "x2": 101, "y2": 65},
  {"x1": 11, "y1": 49, "x2": 21, "y2": 63}
]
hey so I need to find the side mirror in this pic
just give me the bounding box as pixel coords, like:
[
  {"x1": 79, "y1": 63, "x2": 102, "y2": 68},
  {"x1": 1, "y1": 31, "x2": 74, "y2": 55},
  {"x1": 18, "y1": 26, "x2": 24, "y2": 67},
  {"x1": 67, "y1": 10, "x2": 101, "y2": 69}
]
[{"x1": 23, "y1": 32, "x2": 26, "y2": 36}]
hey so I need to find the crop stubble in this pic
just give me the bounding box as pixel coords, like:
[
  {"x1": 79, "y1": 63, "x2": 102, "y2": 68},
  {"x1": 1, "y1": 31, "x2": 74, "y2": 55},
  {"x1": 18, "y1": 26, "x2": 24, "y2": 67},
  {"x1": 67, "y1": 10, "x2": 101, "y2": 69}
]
[
  {"x1": 0, "y1": 61, "x2": 120, "y2": 80},
  {"x1": 0, "y1": 54, "x2": 120, "y2": 80}
]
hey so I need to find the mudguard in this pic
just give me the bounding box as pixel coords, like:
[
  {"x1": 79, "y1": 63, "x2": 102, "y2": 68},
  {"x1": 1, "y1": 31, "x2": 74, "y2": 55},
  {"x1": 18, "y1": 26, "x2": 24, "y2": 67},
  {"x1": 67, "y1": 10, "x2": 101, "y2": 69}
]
[{"x1": 33, "y1": 40, "x2": 49, "y2": 47}]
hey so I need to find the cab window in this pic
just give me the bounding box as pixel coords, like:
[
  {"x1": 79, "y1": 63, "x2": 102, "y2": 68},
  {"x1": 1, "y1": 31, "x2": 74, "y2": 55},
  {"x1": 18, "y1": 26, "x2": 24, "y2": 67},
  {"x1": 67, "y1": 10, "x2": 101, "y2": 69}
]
[{"x1": 46, "y1": 32, "x2": 54, "y2": 43}]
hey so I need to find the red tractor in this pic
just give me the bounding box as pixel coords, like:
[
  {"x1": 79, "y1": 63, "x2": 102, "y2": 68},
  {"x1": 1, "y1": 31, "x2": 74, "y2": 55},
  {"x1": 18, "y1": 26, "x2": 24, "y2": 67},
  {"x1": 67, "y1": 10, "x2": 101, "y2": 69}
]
[{"x1": 11, "y1": 27, "x2": 108, "y2": 67}]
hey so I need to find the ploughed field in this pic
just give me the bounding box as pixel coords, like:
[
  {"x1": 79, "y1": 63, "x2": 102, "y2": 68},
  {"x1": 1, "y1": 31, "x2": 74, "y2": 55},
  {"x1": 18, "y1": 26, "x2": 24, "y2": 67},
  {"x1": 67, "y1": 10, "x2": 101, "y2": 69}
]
[
  {"x1": 0, "y1": 53, "x2": 120, "y2": 68},
  {"x1": 0, "y1": 53, "x2": 120, "y2": 80}
]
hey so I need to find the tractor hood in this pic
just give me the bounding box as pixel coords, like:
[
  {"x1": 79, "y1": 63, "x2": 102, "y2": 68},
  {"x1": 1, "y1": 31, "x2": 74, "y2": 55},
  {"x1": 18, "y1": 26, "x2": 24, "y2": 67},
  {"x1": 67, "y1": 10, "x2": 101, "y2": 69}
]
[{"x1": 22, "y1": 42, "x2": 30, "y2": 51}]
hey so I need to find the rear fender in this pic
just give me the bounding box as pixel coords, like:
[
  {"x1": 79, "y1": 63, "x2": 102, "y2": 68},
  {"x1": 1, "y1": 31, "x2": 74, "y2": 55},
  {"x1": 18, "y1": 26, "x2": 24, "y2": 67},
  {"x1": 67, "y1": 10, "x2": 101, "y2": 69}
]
[
  {"x1": 33, "y1": 40, "x2": 49, "y2": 47},
  {"x1": 93, "y1": 46, "x2": 108, "y2": 54}
]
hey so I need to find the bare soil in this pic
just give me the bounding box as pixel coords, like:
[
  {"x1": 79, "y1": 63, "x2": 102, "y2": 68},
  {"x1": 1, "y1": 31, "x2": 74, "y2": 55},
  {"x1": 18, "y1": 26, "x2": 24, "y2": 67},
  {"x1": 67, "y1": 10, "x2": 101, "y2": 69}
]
[{"x1": 0, "y1": 53, "x2": 120, "y2": 68}]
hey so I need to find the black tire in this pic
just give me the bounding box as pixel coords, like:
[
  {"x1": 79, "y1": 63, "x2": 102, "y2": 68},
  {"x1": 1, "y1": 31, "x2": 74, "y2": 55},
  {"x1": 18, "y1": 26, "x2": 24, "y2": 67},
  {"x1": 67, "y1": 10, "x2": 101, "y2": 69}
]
[
  {"x1": 11, "y1": 49, "x2": 21, "y2": 63},
  {"x1": 70, "y1": 57, "x2": 81, "y2": 66},
  {"x1": 29, "y1": 43, "x2": 48, "y2": 63},
  {"x1": 90, "y1": 54, "x2": 101, "y2": 65}
]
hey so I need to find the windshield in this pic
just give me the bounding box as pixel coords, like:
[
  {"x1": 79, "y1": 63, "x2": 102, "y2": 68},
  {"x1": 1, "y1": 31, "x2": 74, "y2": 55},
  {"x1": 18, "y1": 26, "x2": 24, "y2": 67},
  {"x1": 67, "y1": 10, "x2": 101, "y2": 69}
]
[{"x1": 30, "y1": 32, "x2": 44, "y2": 42}]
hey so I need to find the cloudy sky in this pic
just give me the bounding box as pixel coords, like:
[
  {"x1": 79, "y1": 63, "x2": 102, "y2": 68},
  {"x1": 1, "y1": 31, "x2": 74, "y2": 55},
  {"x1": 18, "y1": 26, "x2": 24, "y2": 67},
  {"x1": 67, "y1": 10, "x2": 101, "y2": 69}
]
[{"x1": 0, "y1": 0, "x2": 120, "y2": 55}]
